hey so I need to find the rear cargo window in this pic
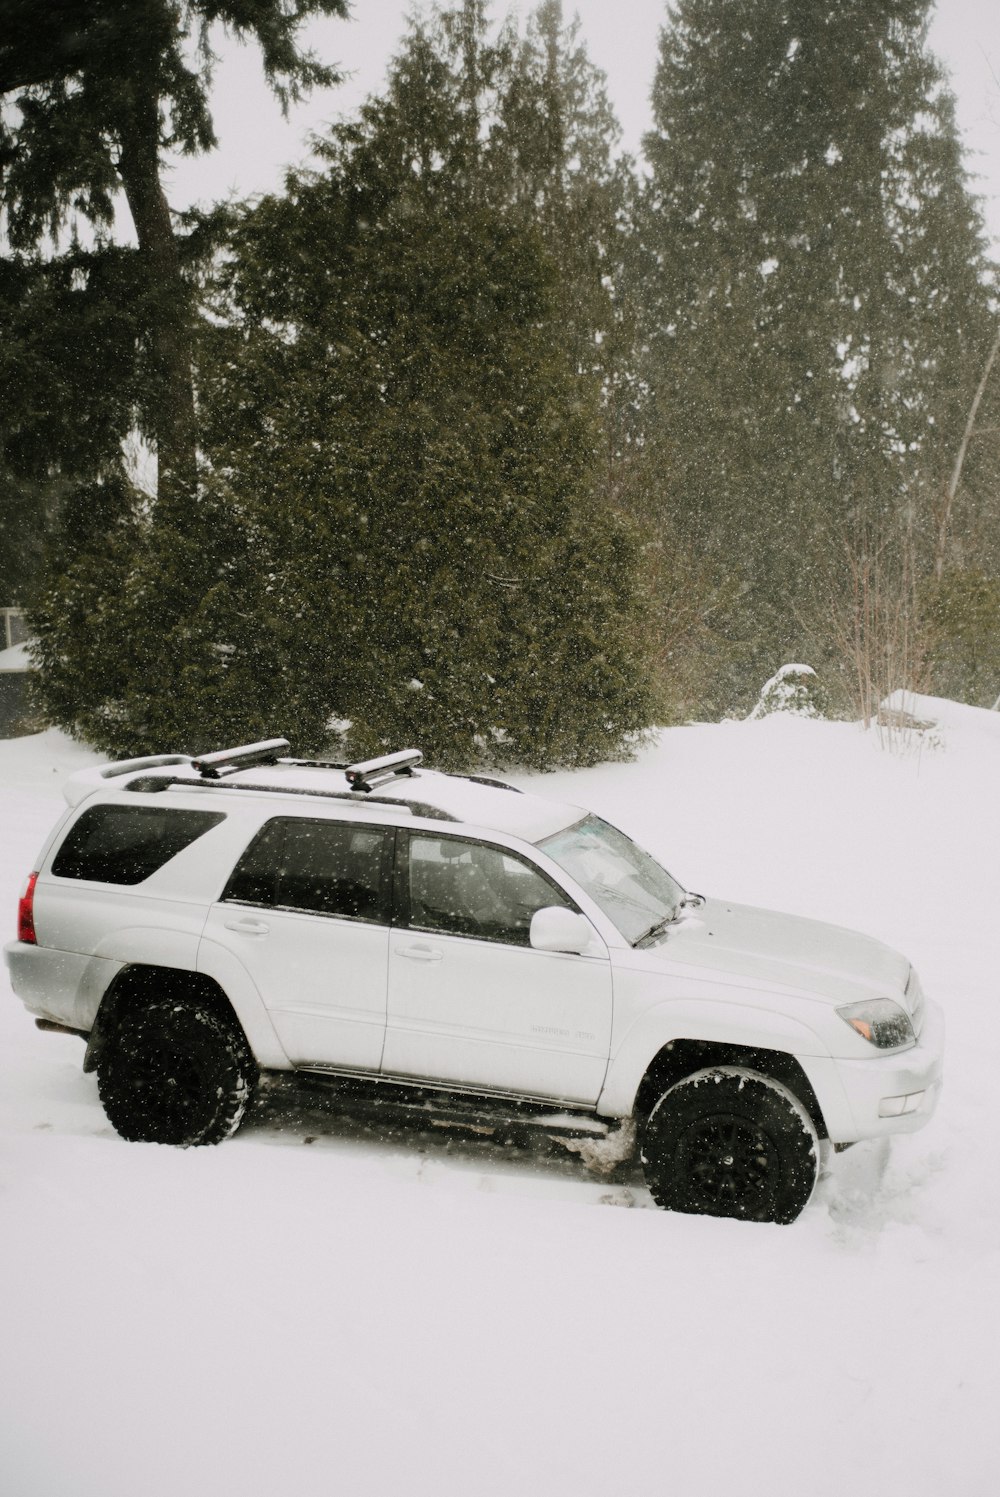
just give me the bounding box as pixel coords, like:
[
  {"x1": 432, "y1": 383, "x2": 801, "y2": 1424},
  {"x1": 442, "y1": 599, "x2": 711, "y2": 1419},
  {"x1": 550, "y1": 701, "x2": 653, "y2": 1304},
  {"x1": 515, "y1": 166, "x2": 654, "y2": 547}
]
[{"x1": 51, "y1": 806, "x2": 225, "y2": 885}]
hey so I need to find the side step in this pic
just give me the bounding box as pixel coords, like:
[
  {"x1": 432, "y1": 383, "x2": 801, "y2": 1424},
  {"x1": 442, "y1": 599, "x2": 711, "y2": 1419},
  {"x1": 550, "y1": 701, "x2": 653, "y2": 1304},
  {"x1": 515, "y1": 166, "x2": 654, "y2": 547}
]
[{"x1": 260, "y1": 1068, "x2": 637, "y2": 1174}]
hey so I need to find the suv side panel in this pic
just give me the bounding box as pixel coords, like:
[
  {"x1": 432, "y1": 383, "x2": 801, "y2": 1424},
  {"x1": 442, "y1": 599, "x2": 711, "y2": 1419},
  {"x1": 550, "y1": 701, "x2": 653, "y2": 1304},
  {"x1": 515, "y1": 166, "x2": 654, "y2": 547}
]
[
  {"x1": 20, "y1": 797, "x2": 256, "y2": 1036},
  {"x1": 382, "y1": 829, "x2": 614, "y2": 1103},
  {"x1": 193, "y1": 939, "x2": 294, "y2": 1070},
  {"x1": 199, "y1": 816, "x2": 396, "y2": 1071},
  {"x1": 36, "y1": 882, "x2": 210, "y2": 971}
]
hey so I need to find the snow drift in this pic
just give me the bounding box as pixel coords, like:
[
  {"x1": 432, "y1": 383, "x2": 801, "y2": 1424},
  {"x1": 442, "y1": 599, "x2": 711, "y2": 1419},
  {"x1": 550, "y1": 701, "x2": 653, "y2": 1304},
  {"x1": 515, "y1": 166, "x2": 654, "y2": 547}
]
[{"x1": 1, "y1": 703, "x2": 997, "y2": 1496}]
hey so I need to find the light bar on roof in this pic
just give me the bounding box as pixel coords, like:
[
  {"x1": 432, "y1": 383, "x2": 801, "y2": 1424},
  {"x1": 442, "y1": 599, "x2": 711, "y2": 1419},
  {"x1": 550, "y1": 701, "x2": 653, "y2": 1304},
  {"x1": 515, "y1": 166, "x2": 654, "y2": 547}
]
[
  {"x1": 192, "y1": 738, "x2": 291, "y2": 779},
  {"x1": 345, "y1": 749, "x2": 423, "y2": 792}
]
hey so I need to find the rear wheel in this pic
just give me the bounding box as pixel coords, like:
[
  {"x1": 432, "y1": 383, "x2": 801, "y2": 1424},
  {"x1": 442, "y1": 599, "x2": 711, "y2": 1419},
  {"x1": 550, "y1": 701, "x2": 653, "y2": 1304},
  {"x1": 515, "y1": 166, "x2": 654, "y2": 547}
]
[
  {"x1": 640, "y1": 1066, "x2": 819, "y2": 1223},
  {"x1": 97, "y1": 998, "x2": 257, "y2": 1146}
]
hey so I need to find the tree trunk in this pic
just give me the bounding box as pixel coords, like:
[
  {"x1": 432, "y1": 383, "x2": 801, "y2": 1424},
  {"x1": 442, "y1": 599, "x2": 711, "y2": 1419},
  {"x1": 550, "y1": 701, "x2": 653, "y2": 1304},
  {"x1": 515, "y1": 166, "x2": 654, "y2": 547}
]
[
  {"x1": 934, "y1": 320, "x2": 1000, "y2": 581},
  {"x1": 116, "y1": 94, "x2": 198, "y2": 515}
]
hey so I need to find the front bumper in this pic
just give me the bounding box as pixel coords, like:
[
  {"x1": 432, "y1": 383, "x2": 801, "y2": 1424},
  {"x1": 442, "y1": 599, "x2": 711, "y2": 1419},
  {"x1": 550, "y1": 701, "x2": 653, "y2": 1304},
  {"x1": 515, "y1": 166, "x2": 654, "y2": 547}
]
[{"x1": 805, "y1": 996, "x2": 945, "y2": 1144}]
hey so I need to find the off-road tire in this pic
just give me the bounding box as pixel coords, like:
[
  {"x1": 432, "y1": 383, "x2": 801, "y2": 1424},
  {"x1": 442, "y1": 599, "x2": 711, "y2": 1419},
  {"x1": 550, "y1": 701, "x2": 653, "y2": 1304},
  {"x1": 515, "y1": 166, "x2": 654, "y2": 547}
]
[
  {"x1": 96, "y1": 998, "x2": 257, "y2": 1146},
  {"x1": 640, "y1": 1066, "x2": 819, "y2": 1224}
]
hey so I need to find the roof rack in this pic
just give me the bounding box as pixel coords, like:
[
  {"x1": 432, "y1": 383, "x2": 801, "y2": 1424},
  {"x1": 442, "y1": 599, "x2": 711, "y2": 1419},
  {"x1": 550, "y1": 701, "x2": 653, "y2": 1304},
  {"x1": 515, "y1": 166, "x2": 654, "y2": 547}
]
[
  {"x1": 72, "y1": 737, "x2": 514, "y2": 822},
  {"x1": 345, "y1": 749, "x2": 422, "y2": 793},
  {"x1": 187, "y1": 740, "x2": 423, "y2": 793}
]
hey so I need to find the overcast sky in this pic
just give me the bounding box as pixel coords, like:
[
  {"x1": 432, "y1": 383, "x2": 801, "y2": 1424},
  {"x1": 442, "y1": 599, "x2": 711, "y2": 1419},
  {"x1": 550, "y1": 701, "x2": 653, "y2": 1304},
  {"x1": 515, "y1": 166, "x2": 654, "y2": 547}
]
[{"x1": 166, "y1": 0, "x2": 999, "y2": 243}]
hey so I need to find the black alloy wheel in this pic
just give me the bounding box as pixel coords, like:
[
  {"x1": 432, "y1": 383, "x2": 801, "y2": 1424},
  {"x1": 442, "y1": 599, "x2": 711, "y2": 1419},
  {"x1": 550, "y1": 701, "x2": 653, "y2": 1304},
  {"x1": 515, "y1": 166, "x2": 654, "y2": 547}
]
[
  {"x1": 96, "y1": 997, "x2": 257, "y2": 1146},
  {"x1": 641, "y1": 1067, "x2": 819, "y2": 1224}
]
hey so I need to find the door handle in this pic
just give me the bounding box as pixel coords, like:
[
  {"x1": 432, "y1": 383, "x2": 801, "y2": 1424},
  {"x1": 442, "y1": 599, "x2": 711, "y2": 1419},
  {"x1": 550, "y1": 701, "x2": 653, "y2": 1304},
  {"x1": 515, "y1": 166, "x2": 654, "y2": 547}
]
[
  {"x1": 396, "y1": 943, "x2": 443, "y2": 962},
  {"x1": 224, "y1": 918, "x2": 270, "y2": 936}
]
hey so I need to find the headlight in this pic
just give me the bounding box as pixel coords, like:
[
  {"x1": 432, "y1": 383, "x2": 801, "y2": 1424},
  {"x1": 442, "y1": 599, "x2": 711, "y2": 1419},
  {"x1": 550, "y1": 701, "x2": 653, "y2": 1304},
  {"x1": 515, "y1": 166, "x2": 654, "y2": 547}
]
[{"x1": 837, "y1": 998, "x2": 916, "y2": 1052}]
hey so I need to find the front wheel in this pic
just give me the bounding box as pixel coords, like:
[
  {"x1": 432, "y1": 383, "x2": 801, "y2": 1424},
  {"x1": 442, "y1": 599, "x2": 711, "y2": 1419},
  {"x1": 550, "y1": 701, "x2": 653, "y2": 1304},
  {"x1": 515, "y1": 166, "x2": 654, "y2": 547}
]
[
  {"x1": 640, "y1": 1067, "x2": 819, "y2": 1224},
  {"x1": 96, "y1": 998, "x2": 257, "y2": 1146}
]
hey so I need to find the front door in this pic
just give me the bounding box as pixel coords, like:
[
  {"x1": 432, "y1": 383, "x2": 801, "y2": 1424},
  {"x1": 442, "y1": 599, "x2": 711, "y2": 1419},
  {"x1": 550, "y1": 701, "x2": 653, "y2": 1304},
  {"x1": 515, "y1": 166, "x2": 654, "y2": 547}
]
[
  {"x1": 383, "y1": 832, "x2": 612, "y2": 1104},
  {"x1": 200, "y1": 815, "x2": 393, "y2": 1069}
]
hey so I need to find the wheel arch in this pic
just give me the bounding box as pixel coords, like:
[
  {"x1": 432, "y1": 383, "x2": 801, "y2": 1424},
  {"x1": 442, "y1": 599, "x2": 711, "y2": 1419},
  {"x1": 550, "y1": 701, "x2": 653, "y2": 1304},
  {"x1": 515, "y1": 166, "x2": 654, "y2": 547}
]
[
  {"x1": 84, "y1": 965, "x2": 250, "y2": 1074},
  {"x1": 632, "y1": 1037, "x2": 828, "y2": 1140}
]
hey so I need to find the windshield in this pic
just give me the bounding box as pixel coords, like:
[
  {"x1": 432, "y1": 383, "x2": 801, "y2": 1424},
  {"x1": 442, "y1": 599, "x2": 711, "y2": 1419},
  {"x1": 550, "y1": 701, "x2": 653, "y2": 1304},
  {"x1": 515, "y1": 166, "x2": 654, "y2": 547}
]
[{"x1": 537, "y1": 814, "x2": 686, "y2": 945}]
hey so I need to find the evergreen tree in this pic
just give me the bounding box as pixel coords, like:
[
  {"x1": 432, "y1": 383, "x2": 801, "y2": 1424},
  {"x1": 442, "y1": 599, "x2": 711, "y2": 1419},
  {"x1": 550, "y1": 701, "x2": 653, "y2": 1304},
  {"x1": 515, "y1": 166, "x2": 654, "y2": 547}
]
[
  {"x1": 31, "y1": 1, "x2": 654, "y2": 765},
  {"x1": 0, "y1": 243, "x2": 150, "y2": 603},
  {"x1": 0, "y1": 0, "x2": 350, "y2": 513},
  {"x1": 636, "y1": 0, "x2": 997, "y2": 706},
  {"x1": 28, "y1": 468, "x2": 275, "y2": 751},
  {"x1": 495, "y1": 3, "x2": 629, "y2": 380}
]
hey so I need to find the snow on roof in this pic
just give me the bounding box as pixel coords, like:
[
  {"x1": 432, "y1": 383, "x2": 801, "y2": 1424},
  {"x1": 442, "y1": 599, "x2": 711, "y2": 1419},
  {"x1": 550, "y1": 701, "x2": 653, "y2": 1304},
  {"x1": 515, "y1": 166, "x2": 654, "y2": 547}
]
[
  {"x1": 219, "y1": 762, "x2": 586, "y2": 842},
  {"x1": 69, "y1": 755, "x2": 586, "y2": 842}
]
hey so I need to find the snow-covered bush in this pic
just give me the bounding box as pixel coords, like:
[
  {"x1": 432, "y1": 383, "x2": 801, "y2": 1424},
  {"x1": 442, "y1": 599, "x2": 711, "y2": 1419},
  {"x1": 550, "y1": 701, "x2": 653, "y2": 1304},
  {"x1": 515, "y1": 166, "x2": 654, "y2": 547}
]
[{"x1": 748, "y1": 663, "x2": 828, "y2": 720}]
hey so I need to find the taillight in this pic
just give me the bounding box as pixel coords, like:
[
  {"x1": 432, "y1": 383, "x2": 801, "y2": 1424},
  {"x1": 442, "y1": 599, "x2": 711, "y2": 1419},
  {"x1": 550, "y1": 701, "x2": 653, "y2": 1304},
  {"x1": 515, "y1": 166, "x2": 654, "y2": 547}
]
[{"x1": 18, "y1": 872, "x2": 39, "y2": 945}]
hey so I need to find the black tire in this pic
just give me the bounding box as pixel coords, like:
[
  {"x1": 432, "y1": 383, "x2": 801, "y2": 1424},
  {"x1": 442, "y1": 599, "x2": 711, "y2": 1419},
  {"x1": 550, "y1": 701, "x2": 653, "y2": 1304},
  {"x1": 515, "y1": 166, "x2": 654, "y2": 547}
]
[
  {"x1": 640, "y1": 1066, "x2": 819, "y2": 1224},
  {"x1": 96, "y1": 998, "x2": 257, "y2": 1146}
]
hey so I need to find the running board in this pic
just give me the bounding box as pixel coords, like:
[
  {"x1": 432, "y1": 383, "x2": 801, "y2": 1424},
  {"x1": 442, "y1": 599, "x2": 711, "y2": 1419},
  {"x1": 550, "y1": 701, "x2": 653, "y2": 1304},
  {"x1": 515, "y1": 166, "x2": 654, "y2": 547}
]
[{"x1": 268, "y1": 1066, "x2": 609, "y2": 1137}]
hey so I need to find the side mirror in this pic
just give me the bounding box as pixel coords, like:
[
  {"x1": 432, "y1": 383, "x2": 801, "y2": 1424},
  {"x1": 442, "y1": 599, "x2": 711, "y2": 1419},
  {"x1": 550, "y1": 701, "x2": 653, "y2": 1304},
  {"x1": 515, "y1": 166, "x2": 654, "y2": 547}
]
[{"x1": 530, "y1": 906, "x2": 593, "y2": 956}]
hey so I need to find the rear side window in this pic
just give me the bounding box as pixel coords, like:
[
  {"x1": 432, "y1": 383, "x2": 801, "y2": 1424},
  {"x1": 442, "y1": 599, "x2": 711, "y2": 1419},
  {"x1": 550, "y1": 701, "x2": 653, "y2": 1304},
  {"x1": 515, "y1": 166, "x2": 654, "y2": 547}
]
[
  {"x1": 52, "y1": 806, "x2": 225, "y2": 885},
  {"x1": 223, "y1": 818, "x2": 390, "y2": 923}
]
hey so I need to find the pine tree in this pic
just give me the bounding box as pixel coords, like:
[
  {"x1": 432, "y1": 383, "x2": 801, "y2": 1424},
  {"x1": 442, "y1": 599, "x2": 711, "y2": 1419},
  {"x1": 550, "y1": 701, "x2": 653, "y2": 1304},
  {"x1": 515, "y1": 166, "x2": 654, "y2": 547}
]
[
  {"x1": 636, "y1": 0, "x2": 997, "y2": 706},
  {"x1": 0, "y1": 0, "x2": 350, "y2": 514},
  {"x1": 29, "y1": 1, "x2": 654, "y2": 762},
  {"x1": 187, "y1": 1, "x2": 654, "y2": 767},
  {"x1": 0, "y1": 243, "x2": 150, "y2": 603},
  {"x1": 494, "y1": 3, "x2": 628, "y2": 376}
]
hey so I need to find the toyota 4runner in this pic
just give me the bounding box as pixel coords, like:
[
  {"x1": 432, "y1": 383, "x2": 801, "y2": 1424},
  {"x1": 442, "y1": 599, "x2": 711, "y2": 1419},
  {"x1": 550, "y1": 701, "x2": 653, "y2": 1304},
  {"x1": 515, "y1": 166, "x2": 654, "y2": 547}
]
[{"x1": 5, "y1": 740, "x2": 944, "y2": 1223}]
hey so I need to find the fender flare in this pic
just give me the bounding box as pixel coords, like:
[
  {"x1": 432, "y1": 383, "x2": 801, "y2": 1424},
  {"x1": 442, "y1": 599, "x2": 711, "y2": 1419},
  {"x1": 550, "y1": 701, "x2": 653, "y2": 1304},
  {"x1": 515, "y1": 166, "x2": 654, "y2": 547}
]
[
  {"x1": 597, "y1": 998, "x2": 833, "y2": 1120},
  {"x1": 83, "y1": 955, "x2": 291, "y2": 1073}
]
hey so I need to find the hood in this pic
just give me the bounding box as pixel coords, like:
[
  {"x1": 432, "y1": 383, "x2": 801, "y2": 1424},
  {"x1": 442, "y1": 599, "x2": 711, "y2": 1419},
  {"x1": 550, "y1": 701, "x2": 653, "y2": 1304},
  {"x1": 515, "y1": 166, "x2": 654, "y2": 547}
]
[{"x1": 634, "y1": 897, "x2": 911, "y2": 1009}]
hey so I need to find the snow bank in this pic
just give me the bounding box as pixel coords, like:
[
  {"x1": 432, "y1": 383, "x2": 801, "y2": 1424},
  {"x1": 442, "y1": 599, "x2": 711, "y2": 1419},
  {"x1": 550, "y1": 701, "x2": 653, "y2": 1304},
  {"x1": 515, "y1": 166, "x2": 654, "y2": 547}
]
[
  {"x1": 0, "y1": 724, "x2": 101, "y2": 781},
  {"x1": 882, "y1": 687, "x2": 1000, "y2": 740},
  {"x1": 1, "y1": 715, "x2": 998, "y2": 1497}
]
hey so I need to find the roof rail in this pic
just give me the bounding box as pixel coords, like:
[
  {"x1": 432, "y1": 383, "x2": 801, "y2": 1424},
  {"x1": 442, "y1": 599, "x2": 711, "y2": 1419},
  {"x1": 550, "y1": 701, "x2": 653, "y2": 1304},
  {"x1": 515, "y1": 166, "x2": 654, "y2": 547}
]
[
  {"x1": 191, "y1": 738, "x2": 291, "y2": 779},
  {"x1": 121, "y1": 773, "x2": 457, "y2": 821},
  {"x1": 62, "y1": 754, "x2": 193, "y2": 807},
  {"x1": 345, "y1": 749, "x2": 423, "y2": 793}
]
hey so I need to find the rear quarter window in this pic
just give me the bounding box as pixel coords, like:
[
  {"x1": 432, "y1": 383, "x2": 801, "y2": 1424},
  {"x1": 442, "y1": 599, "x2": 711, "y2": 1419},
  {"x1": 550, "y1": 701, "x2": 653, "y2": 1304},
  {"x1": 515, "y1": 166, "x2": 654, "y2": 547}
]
[{"x1": 51, "y1": 805, "x2": 225, "y2": 885}]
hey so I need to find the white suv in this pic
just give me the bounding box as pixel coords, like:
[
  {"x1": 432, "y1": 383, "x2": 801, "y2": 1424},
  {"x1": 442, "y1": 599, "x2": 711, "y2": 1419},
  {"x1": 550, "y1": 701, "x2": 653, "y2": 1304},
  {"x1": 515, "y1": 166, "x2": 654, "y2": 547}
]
[{"x1": 6, "y1": 740, "x2": 944, "y2": 1223}]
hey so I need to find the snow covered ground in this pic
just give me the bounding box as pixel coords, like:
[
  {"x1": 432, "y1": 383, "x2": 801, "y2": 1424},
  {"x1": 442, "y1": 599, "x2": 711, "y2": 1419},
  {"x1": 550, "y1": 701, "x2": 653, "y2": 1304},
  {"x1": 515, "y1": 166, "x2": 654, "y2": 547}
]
[{"x1": 2, "y1": 704, "x2": 999, "y2": 1497}]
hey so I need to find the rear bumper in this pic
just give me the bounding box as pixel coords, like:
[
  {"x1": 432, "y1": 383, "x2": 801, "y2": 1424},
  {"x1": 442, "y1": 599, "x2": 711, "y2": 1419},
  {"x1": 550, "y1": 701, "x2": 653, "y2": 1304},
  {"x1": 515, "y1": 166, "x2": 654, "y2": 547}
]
[{"x1": 4, "y1": 940, "x2": 115, "y2": 1034}]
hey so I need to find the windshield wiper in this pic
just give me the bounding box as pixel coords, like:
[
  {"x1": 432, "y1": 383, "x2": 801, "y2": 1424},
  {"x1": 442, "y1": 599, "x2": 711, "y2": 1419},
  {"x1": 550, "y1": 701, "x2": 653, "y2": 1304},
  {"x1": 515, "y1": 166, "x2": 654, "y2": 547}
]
[
  {"x1": 634, "y1": 891, "x2": 705, "y2": 945},
  {"x1": 634, "y1": 912, "x2": 678, "y2": 947}
]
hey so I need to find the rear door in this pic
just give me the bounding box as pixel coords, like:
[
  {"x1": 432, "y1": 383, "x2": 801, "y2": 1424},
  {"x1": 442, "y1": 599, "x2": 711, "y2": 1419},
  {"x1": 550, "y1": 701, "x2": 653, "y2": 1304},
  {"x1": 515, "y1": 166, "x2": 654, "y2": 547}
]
[
  {"x1": 200, "y1": 816, "x2": 393, "y2": 1070},
  {"x1": 383, "y1": 831, "x2": 612, "y2": 1104}
]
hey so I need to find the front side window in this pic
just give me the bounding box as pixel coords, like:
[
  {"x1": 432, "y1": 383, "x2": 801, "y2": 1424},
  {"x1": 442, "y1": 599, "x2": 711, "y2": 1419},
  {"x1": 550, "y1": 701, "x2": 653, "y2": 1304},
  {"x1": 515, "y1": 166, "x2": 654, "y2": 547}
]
[
  {"x1": 224, "y1": 818, "x2": 389, "y2": 922},
  {"x1": 537, "y1": 815, "x2": 684, "y2": 945},
  {"x1": 407, "y1": 835, "x2": 571, "y2": 946},
  {"x1": 52, "y1": 806, "x2": 225, "y2": 885}
]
